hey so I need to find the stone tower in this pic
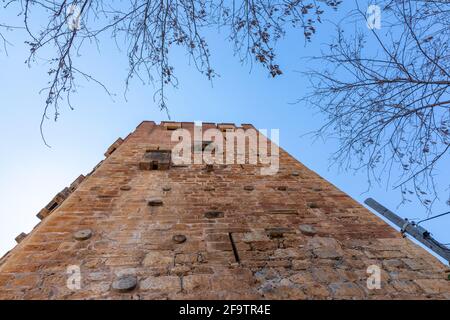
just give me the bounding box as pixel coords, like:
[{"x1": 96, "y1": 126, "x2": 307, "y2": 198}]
[{"x1": 0, "y1": 121, "x2": 448, "y2": 299}]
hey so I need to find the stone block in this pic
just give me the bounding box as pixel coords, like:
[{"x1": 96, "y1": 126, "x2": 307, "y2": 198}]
[
  {"x1": 183, "y1": 274, "x2": 211, "y2": 292},
  {"x1": 143, "y1": 251, "x2": 173, "y2": 268},
  {"x1": 330, "y1": 282, "x2": 365, "y2": 298},
  {"x1": 414, "y1": 279, "x2": 450, "y2": 294},
  {"x1": 141, "y1": 276, "x2": 180, "y2": 292}
]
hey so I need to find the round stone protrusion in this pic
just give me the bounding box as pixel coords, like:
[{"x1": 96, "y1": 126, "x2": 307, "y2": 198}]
[
  {"x1": 244, "y1": 186, "x2": 254, "y2": 191},
  {"x1": 204, "y1": 211, "x2": 224, "y2": 219},
  {"x1": 171, "y1": 265, "x2": 191, "y2": 276},
  {"x1": 299, "y1": 224, "x2": 317, "y2": 236},
  {"x1": 172, "y1": 234, "x2": 187, "y2": 244},
  {"x1": 73, "y1": 229, "x2": 92, "y2": 241},
  {"x1": 120, "y1": 185, "x2": 132, "y2": 191},
  {"x1": 112, "y1": 275, "x2": 137, "y2": 292},
  {"x1": 291, "y1": 171, "x2": 300, "y2": 177},
  {"x1": 162, "y1": 186, "x2": 172, "y2": 192},
  {"x1": 148, "y1": 198, "x2": 163, "y2": 206}
]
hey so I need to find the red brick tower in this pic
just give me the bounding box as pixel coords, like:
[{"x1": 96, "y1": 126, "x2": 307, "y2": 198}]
[{"x1": 0, "y1": 121, "x2": 448, "y2": 299}]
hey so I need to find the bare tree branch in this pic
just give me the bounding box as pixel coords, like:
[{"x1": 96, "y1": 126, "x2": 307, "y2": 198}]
[
  {"x1": 303, "y1": 0, "x2": 450, "y2": 211},
  {"x1": 2, "y1": 0, "x2": 340, "y2": 144}
]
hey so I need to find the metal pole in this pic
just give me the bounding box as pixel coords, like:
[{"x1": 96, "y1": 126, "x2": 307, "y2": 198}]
[{"x1": 364, "y1": 198, "x2": 450, "y2": 264}]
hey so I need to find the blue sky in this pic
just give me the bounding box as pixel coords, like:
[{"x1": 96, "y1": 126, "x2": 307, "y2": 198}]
[{"x1": 0, "y1": 1, "x2": 448, "y2": 262}]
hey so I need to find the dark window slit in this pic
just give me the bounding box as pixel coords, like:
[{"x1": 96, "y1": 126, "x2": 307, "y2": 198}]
[{"x1": 228, "y1": 232, "x2": 240, "y2": 263}]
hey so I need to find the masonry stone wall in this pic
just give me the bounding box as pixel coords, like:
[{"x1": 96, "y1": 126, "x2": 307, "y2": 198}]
[{"x1": 0, "y1": 121, "x2": 448, "y2": 299}]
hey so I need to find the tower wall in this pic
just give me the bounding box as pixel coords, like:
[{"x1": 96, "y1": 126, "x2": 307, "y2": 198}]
[{"x1": 0, "y1": 121, "x2": 448, "y2": 299}]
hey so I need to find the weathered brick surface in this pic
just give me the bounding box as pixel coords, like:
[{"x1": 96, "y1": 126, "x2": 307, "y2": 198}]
[{"x1": 0, "y1": 121, "x2": 448, "y2": 300}]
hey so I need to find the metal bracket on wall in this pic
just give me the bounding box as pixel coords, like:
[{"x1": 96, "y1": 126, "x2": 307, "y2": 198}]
[{"x1": 365, "y1": 198, "x2": 450, "y2": 264}]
